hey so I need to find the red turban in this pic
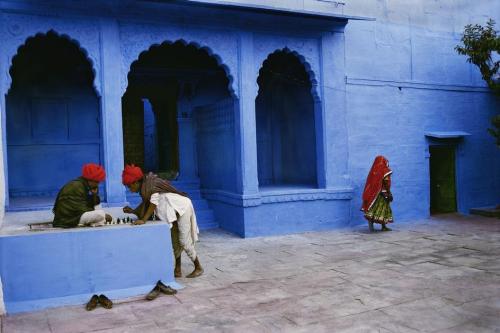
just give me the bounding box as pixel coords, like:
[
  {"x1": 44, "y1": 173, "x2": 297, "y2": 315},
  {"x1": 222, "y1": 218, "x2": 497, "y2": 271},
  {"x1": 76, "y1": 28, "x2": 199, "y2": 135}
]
[
  {"x1": 81, "y1": 163, "x2": 106, "y2": 182},
  {"x1": 122, "y1": 164, "x2": 144, "y2": 185}
]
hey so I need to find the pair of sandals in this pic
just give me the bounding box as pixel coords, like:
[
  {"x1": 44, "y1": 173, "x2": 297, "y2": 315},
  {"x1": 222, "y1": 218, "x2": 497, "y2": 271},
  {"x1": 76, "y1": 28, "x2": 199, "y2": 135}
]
[
  {"x1": 86, "y1": 294, "x2": 113, "y2": 311},
  {"x1": 146, "y1": 280, "x2": 177, "y2": 301}
]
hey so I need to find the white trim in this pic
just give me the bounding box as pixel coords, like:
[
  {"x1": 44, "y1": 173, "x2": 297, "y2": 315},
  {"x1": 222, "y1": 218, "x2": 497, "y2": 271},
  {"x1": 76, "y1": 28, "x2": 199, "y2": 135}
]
[{"x1": 0, "y1": 276, "x2": 5, "y2": 315}]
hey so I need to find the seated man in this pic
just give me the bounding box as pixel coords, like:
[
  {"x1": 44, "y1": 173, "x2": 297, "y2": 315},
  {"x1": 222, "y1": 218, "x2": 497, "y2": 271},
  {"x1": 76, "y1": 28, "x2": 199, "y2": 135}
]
[{"x1": 53, "y1": 163, "x2": 112, "y2": 228}]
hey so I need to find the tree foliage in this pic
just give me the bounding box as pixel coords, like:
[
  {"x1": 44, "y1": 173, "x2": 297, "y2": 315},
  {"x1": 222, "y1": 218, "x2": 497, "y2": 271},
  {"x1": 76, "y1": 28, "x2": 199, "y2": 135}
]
[{"x1": 456, "y1": 19, "x2": 500, "y2": 146}]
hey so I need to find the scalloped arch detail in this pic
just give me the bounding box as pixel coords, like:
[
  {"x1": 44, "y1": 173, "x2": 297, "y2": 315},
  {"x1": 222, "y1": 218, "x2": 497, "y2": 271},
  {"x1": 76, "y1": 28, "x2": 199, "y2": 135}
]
[
  {"x1": 7, "y1": 29, "x2": 100, "y2": 95},
  {"x1": 127, "y1": 39, "x2": 236, "y2": 98},
  {"x1": 258, "y1": 47, "x2": 320, "y2": 102}
]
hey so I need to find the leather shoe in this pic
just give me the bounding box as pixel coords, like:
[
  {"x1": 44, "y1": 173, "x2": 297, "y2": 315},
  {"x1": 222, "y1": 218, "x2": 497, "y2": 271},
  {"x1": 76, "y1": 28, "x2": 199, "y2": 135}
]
[
  {"x1": 98, "y1": 294, "x2": 113, "y2": 309},
  {"x1": 157, "y1": 280, "x2": 177, "y2": 295},
  {"x1": 146, "y1": 285, "x2": 161, "y2": 301},
  {"x1": 86, "y1": 294, "x2": 99, "y2": 311}
]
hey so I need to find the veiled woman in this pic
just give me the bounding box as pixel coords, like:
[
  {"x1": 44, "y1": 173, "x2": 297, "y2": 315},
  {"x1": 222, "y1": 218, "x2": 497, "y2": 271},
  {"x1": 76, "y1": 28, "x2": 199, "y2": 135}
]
[{"x1": 361, "y1": 156, "x2": 394, "y2": 232}]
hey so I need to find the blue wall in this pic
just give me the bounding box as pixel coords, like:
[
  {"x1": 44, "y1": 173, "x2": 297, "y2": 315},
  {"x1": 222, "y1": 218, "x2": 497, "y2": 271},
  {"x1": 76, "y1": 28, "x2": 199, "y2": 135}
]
[
  {"x1": 0, "y1": 224, "x2": 176, "y2": 314},
  {"x1": 0, "y1": 0, "x2": 499, "y2": 233},
  {"x1": 7, "y1": 87, "x2": 101, "y2": 197},
  {"x1": 345, "y1": 15, "x2": 500, "y2": 225},
  {"x1": 195, "y1": 98, "x2": 238, "y2": 193}
]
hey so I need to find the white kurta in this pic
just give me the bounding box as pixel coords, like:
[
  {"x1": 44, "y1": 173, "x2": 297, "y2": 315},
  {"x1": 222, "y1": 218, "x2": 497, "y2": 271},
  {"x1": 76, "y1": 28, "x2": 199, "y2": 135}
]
[{"x1": 150, "y1": 192, "x2": 200, "y2": 260}]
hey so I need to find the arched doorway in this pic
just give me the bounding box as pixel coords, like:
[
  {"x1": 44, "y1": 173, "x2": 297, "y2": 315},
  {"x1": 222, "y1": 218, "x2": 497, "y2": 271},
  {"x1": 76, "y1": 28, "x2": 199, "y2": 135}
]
[
  {"x1": 256, "y1": 50, "x2": 318, "y2": 188},
  {"x1": 122, "y1": 41, "x2": 237, "y2": 210},
  {"x1": 6, "y1": 31, "x2": 101, "y2": 208}
]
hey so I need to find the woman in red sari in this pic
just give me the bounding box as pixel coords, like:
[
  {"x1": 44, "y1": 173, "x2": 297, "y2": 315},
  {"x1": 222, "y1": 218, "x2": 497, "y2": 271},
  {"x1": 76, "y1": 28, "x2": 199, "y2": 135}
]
[{"x1": 361, "y1": 156, "x2": 394, "y2": 232}]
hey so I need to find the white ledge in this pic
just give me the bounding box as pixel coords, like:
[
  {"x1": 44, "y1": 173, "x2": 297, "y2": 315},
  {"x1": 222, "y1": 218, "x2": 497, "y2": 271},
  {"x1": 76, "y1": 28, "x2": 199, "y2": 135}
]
[{"x1": 425, "y1": 131, "x2": 471, "y2": 139}]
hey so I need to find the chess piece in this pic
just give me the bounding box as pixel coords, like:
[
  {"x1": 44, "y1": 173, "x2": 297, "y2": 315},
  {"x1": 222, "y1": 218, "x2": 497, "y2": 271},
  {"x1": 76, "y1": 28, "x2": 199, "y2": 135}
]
[{"x1": 117, "y1": 218, "x2": 121, "y2": 224}]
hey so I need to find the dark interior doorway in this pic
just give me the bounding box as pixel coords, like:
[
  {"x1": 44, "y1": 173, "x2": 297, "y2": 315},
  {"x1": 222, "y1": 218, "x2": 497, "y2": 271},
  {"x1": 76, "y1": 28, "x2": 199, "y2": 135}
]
[
  {"x1": 255, "y1": 50, "x2": 317, "y2": 187},
  {"x1": 430, "y1": 145, "x2": 457, "y2": 214},
  {"x1": 6, "y1": 31, "x2": 101, "y2": 206},
  {"x1": 122, "y1": 41, "x2": 231, "y2": 183}
]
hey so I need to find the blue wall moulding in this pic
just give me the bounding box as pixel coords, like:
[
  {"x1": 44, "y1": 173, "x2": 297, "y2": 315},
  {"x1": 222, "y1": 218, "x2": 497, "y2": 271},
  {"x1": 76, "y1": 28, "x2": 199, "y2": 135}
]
[
  {"x1": 205, "y1": 187, "x2": 353, "y2": 237},
  {"x1": 0, "y1": 224, "x2": 178, "y2": 314}
]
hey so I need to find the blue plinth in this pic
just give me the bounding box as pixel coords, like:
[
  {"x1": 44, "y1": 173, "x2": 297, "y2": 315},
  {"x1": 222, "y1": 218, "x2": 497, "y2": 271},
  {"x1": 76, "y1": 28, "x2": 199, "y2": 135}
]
[{"x1": 0, "y1": 223, "x2": 178, "y2": 314}]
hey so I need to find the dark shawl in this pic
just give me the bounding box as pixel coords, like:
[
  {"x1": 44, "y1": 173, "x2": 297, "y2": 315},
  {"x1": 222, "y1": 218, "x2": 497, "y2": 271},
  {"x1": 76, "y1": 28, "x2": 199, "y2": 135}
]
[
  {"x1": 52, "y1": 177, "x2": 100, "y2": 228},
  {"x1": 134, "y1": 173, "x2": 187, "y2": 218}
]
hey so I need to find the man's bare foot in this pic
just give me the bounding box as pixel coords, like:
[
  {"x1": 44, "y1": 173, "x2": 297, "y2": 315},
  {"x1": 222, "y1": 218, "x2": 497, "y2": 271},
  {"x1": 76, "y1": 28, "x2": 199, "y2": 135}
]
[
  {"x1": 186, "y1": 267, "x2": 204, "y2": 278},
  {"x1": 186, "y1": 257, "x2": 203, "y2": 278}
]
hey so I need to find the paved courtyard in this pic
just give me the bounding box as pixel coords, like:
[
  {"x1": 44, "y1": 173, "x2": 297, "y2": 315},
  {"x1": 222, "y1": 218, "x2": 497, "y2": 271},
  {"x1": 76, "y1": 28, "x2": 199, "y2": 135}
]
[{"x1": 1, "y1": 214, "x2": 500, "y2": 333}]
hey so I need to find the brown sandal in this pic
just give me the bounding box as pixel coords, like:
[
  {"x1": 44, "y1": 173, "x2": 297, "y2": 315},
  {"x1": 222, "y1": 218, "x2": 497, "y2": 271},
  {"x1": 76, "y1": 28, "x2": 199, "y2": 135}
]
[
  {"x1": 86, "y1": 294, "x2": 99, "y2": 311},
  {"x1": 98, "y1": 294, "x2": 113, "y2": 309}
]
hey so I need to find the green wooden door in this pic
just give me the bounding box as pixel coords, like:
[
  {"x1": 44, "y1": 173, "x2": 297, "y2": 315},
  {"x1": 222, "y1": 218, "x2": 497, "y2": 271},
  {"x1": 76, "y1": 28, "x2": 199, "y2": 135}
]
[{"x1": 430, "y1": 146, "x2": 457, "y2": 214}]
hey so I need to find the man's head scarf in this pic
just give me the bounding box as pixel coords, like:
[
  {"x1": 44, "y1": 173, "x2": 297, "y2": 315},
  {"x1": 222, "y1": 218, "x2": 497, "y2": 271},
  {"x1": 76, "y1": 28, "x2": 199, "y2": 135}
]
[
  {"x1": 81, "y1": 163, "x2": 106, "y2": 182},
  {"x1": 122, "y1": 164, "x2": 144, "y2": 185},
  {"x1": 361, "y1": 156, "x2": 392, "y2": 212}
]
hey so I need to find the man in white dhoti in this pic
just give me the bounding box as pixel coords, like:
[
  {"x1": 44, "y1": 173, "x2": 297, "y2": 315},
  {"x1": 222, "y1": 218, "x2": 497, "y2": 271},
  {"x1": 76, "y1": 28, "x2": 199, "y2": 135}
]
[{"x1": 121, "y1": 165, "x2": 204, "y2": 281}]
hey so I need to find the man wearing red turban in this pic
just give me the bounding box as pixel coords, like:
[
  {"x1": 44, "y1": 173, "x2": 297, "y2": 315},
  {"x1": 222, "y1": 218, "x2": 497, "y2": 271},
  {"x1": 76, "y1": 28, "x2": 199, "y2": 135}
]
[
  {"x1": 52, "y1": 163, "x2": 112, "y2": 228},
  {"x1": 122, "y1": 164, "x2": 203, "y2": 300}
]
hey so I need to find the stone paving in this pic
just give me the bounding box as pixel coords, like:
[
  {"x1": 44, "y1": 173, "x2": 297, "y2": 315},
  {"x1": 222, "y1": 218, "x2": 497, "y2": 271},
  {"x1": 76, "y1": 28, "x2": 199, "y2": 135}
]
[{"x1": 1, "y1": 213, "x2": 500, "y2": 333}]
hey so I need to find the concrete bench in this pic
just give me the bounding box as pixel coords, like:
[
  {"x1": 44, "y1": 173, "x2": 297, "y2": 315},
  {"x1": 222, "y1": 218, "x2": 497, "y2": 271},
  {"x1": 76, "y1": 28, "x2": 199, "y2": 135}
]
[{"x1": 0, "y1": 222, "x2": 177, "y2": 314}]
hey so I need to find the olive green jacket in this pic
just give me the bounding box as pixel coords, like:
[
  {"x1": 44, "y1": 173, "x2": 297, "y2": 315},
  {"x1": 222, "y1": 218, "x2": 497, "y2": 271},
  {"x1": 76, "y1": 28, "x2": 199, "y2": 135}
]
[{"x1": 52, "y1": 177, "x2": 100, "y2": 228}]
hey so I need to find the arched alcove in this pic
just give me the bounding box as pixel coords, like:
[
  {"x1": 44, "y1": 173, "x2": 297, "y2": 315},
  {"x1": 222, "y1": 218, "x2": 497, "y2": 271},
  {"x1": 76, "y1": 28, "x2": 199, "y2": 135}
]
[
  {"x1": 6, "y1": 30, "x2": 101, "y2": 205},
  {"x1": 256, "y1": 49, "x2": 319, "y2": 188},
  {"x1": 122, "y1": 40, "x2": 237, "y2": 192}
]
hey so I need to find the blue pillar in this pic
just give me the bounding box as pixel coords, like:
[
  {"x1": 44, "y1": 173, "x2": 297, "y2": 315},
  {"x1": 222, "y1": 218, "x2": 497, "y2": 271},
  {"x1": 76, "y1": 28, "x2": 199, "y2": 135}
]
[
  {"x1": 99, "y1": 19, "x2": 126, "y2": 205},
  {"x1": 236, "y1": 32, "x2": 259, "y2": 195},
  {"x1": 320, "y1": 30, "x2": 350, "y2": 188}
]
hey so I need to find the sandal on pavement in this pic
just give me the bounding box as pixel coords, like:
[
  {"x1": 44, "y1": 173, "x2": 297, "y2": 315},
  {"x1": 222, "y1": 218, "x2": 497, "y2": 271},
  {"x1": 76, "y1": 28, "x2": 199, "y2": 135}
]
[
  {"x1": 98, "y1": 294, "x2": 113, "y2": 309},
  {"x1": 146, "y1": 285, "x2": 161, "y2": 301},
  {"x1": 157, "y1": 280, "x2": 177, "y2": 295},
  {"x1": 86, "y1": 294, "x2": 99, "y2": 311}
]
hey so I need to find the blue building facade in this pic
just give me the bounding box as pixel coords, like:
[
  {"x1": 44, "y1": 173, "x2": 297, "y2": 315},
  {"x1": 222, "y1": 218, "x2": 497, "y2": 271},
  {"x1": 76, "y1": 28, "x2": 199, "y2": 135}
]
[
  {"x1": 1, "y1": 0, "x2": 499, "y2": 235},
  {"x1": 0, "y1": 0, "x2": 498, "y2": 236},
  {"x1": 0, "y1": 0, "x2": 499, "y2": 315}
]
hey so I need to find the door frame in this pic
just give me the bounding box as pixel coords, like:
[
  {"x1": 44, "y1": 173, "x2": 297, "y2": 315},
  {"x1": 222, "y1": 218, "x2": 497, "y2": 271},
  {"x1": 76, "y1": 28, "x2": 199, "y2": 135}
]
[
  {"x1": 425, "y1": 138, "x2": 466, "y2": 215},
  {"x1": 429, "y1": 144, "x2": 458, "y2": 214}
]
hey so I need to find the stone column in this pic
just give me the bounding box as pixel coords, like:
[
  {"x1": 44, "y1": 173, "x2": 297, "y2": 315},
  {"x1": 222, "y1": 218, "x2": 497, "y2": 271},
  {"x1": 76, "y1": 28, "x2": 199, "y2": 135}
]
[
  {"x1": 99, "y1": 18, "x2": 126, "y2": 205},
  {"x1": 319, "y1": 30, "x2": 350, "y2": 188},
  {"x1": 235, "y1": 32, "x2": 259, "y2": 195}
]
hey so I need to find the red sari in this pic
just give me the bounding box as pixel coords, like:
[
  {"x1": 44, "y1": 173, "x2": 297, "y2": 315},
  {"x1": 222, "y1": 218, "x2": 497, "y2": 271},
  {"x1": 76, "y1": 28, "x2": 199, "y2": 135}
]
[{"x1": 361, "y1": 156, "x2": 393, "y2": 220}]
